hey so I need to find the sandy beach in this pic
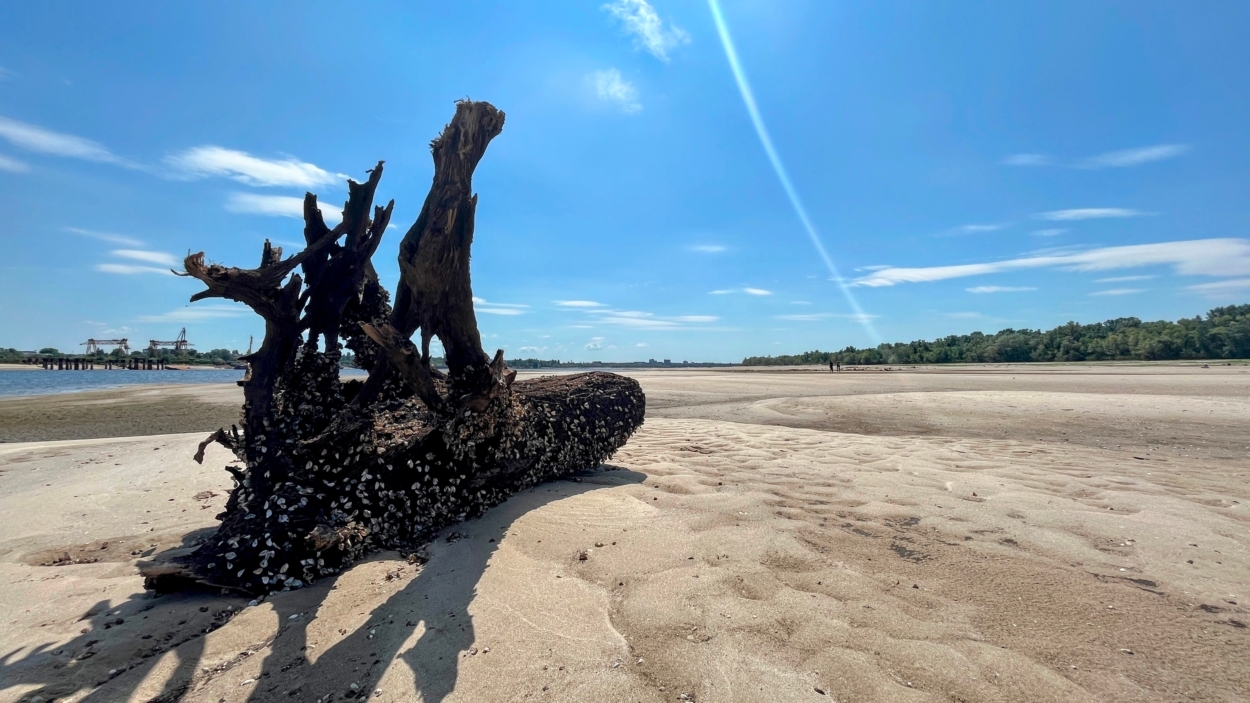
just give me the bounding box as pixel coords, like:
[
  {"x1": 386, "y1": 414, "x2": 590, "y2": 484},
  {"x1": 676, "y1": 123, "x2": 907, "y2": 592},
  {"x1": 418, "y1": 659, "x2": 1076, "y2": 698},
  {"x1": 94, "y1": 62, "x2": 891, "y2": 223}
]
[{"x1": 1, "y1": 364, "x2": 1247, "y2": 702}]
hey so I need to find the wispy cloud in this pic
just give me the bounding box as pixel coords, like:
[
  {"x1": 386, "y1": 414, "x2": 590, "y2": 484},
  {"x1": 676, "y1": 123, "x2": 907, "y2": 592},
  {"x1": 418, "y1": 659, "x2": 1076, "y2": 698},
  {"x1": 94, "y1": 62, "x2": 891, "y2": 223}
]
[
  {"x1": 585, "y1": 336, "x2": 605, "y2": 351},
  {"x1": 635, "y1": 342, "x2": 648, "y2": 347},
  {"x1": 225, "y1": 192, "x2": 312, "y2": 218},
  {"x1": 966, "y1": 286, "x2": 1037, "y2": 294},
  {"x1": 603, "y1": 0, "x2": 689, "y2": 61},
  {"x1": 135, "y1": 303, "x2": 249, "y2": 323},
  {"x1": 790, "y1": 300, "x2": 811, "y2": 305},
  {"x1": 576, "y1": 308, "x2": 720, "y2": 330},
  {"x1": 709, "y1": 287, "x2": 772, "y2": 296},
  {"x1": 1078, "y1": 144, "x2": 1189, "y2": 169},
  {"x1": 591, "y1": 69, "x2": 641, "y2": 113},
  {"x1": 775, "y1": 313, "x2": 878, "y2": 323},
  {"x1": 554, "y1": 300, "x2": 606, "y2": 308},
  {"x1": 64, "y1": 227, "x2": 143, "y2": 247},
  {"x1": 111, "y1": 249, "x2": 181, "y2": 267},
  {"x1": 851, "y1": 238, "x2": 1250, "y2": 287},
  {"x1": 1031, "y1": 228, "x2": 1067, "y2": 237},
  {"x1": 1004, "y1": 144, "x2": 1188, "y2": 169},
  {"x1": 674, "y1": 315, "x2": 717, "y2": 322},
  {"x1": 517, "y1": 345, "x2": 545, "y2": 354},
  {"x1": 472, "y1": 297, "x2": 529, "y2": 316},
  {"x1": 1033, "y1": 208, "x2": 1144, "y2": 221},
  {"x1": 0, "y1": 115, "x2": 126, "y2": 164},
  {"x1": 1186, "y1": 278, "x2": 1250, "y2": 298},
  {"x1": 1095, "y1": 275, "x2": 1156, "y2": 283},
  {"x1": 1002, "y1": 153, "x2": 1051, "y2": 166},
  {"x1": 689, "y1": 244, "x2": 726, "y2": 253},
  {"x1": 0, "y1": 152, "x2": 28, "y2": 172},
  {"x1": 1090, "y1": 288, "x2": 1146, "y2": 296},
  {"x1": 945, "y1": 223, "x2": 1007, "y2": 235},
  {"x1": 96, "y1": 263, "x2": 176, "y2": 276},
  {"x1": 167, "y1": 146, "x2": 344, "y2": 187}
]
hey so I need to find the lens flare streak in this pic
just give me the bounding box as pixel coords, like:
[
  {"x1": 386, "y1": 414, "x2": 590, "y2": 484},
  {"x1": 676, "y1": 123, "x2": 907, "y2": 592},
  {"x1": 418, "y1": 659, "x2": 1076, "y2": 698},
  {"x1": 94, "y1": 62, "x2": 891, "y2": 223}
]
[{"x1": 707, "y1": 0, "x2": 879, "y2": 343}]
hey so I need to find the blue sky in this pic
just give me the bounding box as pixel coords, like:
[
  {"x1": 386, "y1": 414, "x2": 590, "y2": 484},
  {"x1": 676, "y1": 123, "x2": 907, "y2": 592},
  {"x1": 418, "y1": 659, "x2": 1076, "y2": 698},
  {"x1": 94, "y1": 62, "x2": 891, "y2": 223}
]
[{"x1": 1, "y1": 1, "x2": 1248, "y2": 362}]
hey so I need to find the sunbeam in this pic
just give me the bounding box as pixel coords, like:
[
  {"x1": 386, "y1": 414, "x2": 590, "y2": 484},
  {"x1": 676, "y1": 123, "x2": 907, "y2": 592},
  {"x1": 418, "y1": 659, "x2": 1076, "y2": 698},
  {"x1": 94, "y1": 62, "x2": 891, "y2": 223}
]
[{"x1": 707, "y1": 0, "x2": 879, "y2": 343}]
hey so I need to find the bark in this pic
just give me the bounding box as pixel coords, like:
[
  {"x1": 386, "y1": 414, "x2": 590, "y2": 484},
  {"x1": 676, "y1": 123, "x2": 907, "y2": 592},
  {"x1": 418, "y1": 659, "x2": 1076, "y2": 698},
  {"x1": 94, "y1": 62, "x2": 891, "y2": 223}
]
[{"x1": 143, "y1": 100, "x2": 645, "y2": 595}]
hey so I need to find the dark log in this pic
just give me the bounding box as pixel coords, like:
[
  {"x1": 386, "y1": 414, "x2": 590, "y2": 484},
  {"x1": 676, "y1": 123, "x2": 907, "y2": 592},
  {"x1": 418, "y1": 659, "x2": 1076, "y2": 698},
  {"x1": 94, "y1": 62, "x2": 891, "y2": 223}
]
[{"x1": 142, "y1": 100, "x2": 645, "y2": 595}]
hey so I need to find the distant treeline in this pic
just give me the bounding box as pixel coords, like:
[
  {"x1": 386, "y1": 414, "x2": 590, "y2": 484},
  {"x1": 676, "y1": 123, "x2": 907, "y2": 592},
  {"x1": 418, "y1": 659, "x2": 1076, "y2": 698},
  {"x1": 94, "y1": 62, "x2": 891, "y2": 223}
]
[{"x1": 743, "y1": 304, "x2": 1250, "y2": 366}]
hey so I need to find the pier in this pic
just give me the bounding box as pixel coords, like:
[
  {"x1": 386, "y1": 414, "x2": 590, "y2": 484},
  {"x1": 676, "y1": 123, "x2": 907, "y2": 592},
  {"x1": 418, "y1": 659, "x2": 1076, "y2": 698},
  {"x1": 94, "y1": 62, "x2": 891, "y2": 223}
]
[{"x1": 22, "y1": 355, "x2": 173, "y2": 370}]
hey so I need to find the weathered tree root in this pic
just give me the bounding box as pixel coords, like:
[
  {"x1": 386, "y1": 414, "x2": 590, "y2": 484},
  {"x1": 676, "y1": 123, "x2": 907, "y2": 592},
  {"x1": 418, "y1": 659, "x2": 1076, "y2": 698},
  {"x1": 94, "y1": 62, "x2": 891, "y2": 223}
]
[
  {"x1": 147, "y1": 370, "x2": 643, "y2": 595},
  {"x1": 141, "y1": 99, "x2": 647, "y2": 595}
]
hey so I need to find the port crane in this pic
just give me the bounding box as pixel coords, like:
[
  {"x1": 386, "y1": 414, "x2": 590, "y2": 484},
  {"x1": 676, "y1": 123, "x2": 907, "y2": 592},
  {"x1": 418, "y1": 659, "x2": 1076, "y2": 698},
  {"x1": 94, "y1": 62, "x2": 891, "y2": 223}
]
[
  {"x1": 148, "y1": 328, "x2": 193, "y2": 354},
  {"x1": 81, "y1": 338, "x2": 130, "y2": 354}
]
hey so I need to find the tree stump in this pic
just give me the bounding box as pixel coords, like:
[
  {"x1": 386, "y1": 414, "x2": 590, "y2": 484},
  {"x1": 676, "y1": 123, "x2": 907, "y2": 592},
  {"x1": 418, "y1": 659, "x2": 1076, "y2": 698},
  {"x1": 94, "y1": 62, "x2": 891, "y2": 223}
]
[{"x1": 143, "y1": 100, "x2": 645, "y2": 595}]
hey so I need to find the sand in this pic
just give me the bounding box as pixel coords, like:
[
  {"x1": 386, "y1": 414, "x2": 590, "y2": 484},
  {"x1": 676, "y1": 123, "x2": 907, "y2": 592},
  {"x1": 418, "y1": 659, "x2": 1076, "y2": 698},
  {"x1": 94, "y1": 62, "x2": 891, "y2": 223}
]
[
  {"x1": 0, "y1": 385, "x2": 243, "y2": 443},
  {"x1": 0, "y1": 364, "x2": 1247, "y2": 702}
]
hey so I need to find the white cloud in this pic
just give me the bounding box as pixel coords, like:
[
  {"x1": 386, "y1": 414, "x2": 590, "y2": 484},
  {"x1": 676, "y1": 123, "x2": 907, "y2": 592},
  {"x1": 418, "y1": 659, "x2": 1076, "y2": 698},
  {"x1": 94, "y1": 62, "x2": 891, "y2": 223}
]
[
  {"x1": 790, "y1": 300, "x2": 811, "y2": 305},
  {"x1": 582, "y1": 308, "x2": 720, "y2": 330},
  {"x1": 950, "y1": 223, "x2": 1006, "y2": 234},
  {"x1": 1186, "y1": 278, "x2": 1250, "y2": 298},
  {"x1": 135, "y1": 303, "x2": 250, "y2": 323},
  {"x1": 472, "y1": 297, "x2": 529, "y2": 316},
  {"x1": 1002, "y1": 153, "x2": 1051, "y2": 166},
  {"x1": 0, "y1": 115, "x2": 124, "y2": 164},
  {"x1": 966, "y1": 286, "x2": 1037, "y2": 294},
  {"x1": 1078, "y1": 144, "x2": 1188, "y2": 169},
  {"x1": 585, "y1": 337, "x2": 605, "y2": 350},
  {"x1": 690, "y1": 244, "x2": 726, "y2": 253},
  {"x1": 225, "y1": 192, "x2": 306, "y2": 218},
  {"x1": 850, "y1": 238, "x2": 1250, "y2": 288},
  {"x1": 603, "y1": 0, "x2": 690, "y2": 61},
  {"x1": 167, "y1": 146, "x2": 344, "y2": 187},
  {"x1": 96, "y1": 263, "x2": 175, "y2": 276},
  {"x1": 554, "y1": 300, "x2": 606, "y2": 308},
  {"x1": 1033, "y1": 208, "x2": 1144, "y2": 221},
  {"x1": 775, "y1": 313, "x2": 878, "y2": 323},
  {"x1": 592, "y1": 69, "x2": 641, "y2": 113},
  {"x1": 709, "y1": 287, "x2": 772, "y2": 296},
  {"x1": 0, "y1": 152, "x2": 28, "y2": 172},
  {"x1": 1095, "y1": 275, "x2": 1156, "y2": 283},
  {"x1": 1003, "y1": 144, "x2": 1188, "y2": 169},
  {"x1": 777, "y1": 313, "x2": 832, "y2": 321},
  {"x1": 1031, "y1": 228, "x2": 1067, "y2": 237},
  {"x1": 112, "y1": 249, "x2": 181, "y2": 267},
  {"x1": 1090, "y1": 288, "x2": 1146, "y2": 296},
  {"x1": 635, "y1": 342, "x2": 649, "y2": 347},
  {"x1": 64, "y1": 227, "x2": 143, "y2": 247},
  {"x1": 517, "y1": 346, "x2": 545, "y2": 353}
]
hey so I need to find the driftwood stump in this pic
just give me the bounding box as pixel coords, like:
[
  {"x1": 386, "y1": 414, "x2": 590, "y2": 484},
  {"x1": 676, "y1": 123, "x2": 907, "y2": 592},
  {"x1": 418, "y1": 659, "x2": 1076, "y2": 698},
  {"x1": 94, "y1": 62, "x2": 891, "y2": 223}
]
[{"x1": 144, "y1": 101, "x2": 645, "y2": 595}]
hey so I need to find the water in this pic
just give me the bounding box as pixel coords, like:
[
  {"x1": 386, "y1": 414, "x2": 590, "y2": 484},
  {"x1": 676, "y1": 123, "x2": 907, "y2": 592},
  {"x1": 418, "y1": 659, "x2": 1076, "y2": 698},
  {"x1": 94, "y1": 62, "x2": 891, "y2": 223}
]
[
  {"x1": 0, "y1": 367, "x2": 372, "y2": 399},
  {"x1": 0, "y1": 368, "x2": 248, "y2": 398}
]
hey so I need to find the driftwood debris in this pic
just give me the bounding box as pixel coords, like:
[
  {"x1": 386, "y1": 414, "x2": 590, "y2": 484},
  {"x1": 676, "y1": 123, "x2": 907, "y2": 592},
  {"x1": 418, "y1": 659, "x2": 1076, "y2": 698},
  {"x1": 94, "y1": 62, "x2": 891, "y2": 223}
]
[{"x1": 145, "y1": 100, "x2": 645, "y2": 594}]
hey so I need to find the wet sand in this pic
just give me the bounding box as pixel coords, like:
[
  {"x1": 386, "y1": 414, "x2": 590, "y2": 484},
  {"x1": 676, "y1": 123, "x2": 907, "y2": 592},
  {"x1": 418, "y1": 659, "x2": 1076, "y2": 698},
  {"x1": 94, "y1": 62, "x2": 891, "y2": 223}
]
[
  {"x1": 0, "y1": 384, "x2": 243, "y2": 443},
  {"x1": 0, "y1": 364, "x2": 1247, "y2": 702}
]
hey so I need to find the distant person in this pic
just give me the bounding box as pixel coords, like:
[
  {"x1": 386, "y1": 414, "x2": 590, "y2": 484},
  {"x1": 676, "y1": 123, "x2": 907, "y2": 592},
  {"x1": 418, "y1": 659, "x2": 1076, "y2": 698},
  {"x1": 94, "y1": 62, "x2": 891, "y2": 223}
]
[
  {"x1": 829, "y1": 360, "x2": 834, "y2": 373},
  {"x1": 837, "y1": 362, "x2": 841, "y2": 372}
]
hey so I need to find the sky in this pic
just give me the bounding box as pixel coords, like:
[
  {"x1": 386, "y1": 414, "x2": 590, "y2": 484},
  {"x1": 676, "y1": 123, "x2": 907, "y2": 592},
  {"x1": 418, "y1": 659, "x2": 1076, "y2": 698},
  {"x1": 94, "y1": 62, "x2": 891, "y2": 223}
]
[{"x1": 1, "y1": 1, "x2": 1248, "y2": 362}]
